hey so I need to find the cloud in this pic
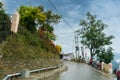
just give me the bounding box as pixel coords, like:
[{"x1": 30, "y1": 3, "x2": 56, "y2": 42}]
[
  {"x1": 53, "y1": 1, "x2": 95, "y2": 53},
  {"x1": 54, "y1": 38, "x2": 74, "y2": 53},
  {"x1": 54, "y1": 21, "x2": 74, "y2": 53},
  {"x1": 57, "y1": 0, "x2": 120, "y2": 53},
  {"x1": 90, "y1": 0, "x2": 120, "y2": 17},
  {"x1": 5, "y1": 0, "x2": 120, "y2": 53},
  {"x1": 67, "y1": 5, "x2": 82, "y2": 19},
  {"x1": 0, "y1": 0, "x2": 3, "y2": 2},
  {"x1": 88, "y1": 0, "x2": 120, "y2": 53}
]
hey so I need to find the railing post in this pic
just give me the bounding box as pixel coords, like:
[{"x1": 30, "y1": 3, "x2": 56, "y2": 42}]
[
  {"x1": 101, "y1": 62, "x2": 104, "y2": 70},
  {"x1": 21, "y1": 69, "x2": 30, "y2": 78},
  {"x1": 3, "y1": 66, "x2": 58, "y2": 80}
]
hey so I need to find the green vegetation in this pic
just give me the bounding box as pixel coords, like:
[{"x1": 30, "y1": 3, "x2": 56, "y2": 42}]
[
  {"x1": 37, "y1": 6, "x2": 61, "y2": 41},
  {"x1": 0, "y1": 2, "x2": 11, "y2": 42},
  {"x1": 0, "y1": 3, "x2": 62, "y2": 59},
  {"x1": 79, "y1": 12, "x2": 114, "y2": 63},
  {"x1": 55, "y1": 45, "x2": 62, "y2": 54},
  {"x1": 18, "y1": 6, "x2": 46, "y2": 33},
  {"x1": 2, "y1": 28, "x2": 57, "y2": 59},
  {"x1": 0, "y1": 3, "x2": 62, "y2": 78},
  {"x1": 97, "y1": 47, "x2": 114, "y2": 64}
]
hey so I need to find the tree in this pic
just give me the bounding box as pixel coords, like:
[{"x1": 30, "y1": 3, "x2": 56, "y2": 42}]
[
  {"x1": 38, "y1": 24, "x2": 56, "y2": 41},
  {"x1": 97, "y1": 47, "x2": 114, "y2": 63},
  {"x1": 18, "y1": 6, "x2": 46, "y2": 33},
  {"x1": 37, "y1": 6, "x2": 61, "y2": 41},
  {"x1": 38, "y1": 6, "x2": 61, "y2": 25},
  {"x1": 55, "y1": 45, "x2": 62, "y2": 53},
  {"x1": 79, "y1": 12, "x2": 114, "y2": 58},
  {"x1": 0, "y1": 2, "x2": 11, "y2": 42}
]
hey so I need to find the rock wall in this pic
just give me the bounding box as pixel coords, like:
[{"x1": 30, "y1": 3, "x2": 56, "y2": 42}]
[{"x1": 0, "y1": 58, "x2": 61, "y2": 79}]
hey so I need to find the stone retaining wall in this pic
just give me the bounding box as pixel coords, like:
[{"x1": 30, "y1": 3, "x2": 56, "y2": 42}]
[{"x1": 0, "y1": 58, "x2": 61, "y2": 79}]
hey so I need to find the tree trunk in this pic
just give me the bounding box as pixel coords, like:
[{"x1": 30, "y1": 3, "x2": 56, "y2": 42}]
[{"x1": 90, "y1": 48, "x2": 93, "y2": 59}]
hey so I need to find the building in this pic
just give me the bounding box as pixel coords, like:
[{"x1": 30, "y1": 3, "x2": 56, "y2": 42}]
[{"x1": 62, "y1": 53, "x2": 74, "y2": 60}]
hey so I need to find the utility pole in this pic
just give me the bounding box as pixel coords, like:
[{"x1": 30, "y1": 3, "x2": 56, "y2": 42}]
[
  {"x1": 81, "y1": 46, "x2": 84, "y2": 62},
  {"x1": 74, "y1": 30, "x2": 80, "y2": 61}
]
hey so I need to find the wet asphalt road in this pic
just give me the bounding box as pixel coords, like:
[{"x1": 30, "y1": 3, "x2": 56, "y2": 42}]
[{"x1": 46, "y1": 61, "x2": 116, "y2": 80}]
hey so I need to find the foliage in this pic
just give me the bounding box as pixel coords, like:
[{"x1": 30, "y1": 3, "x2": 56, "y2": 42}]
[
  {"x1": 38, "y1": 6, "x2": 61, "y2": 25},
  {"x1": 79, "y1": 12, "x2": 114, "y2": 58},
  {"x1": 18, "y1": 5, "x2": 61, "y2": 41},
  {"x1": 0, "y1": 5, "x2": 61, "y2": 59},
  {"x1": 2, "y1": 28, "x2": 57, "y2": 59},
  {"x1": 18, "y1": 6, "x2": 46, "y2": 33},
  {"x1": 55, "y1": 45, "x2": 62, "y2": 53},
  {"x1": 38, "y1": 6, "x2": 61, "y2": 41},
  {"x1": 38, "y1": 24, "x2": 56, "y2": 41},
  {"x1": 0, "y1": 2, "x2": 4, "y2": 14},
  {"x1": 97, "y1": 47, "x2": 114, "y2": 63},
  {"x1": 0, "y1": 2, "x2": 11, "y2": 42}
]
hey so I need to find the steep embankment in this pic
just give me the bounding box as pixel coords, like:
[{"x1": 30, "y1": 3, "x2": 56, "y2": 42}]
[{"x1": 0, "y1": 27, "x2": 60, "y2": 79}]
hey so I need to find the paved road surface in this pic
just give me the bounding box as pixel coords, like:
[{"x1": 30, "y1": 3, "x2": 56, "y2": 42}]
[{"x1": 46, "y1": 61, "x2": 116, "y2": 80}]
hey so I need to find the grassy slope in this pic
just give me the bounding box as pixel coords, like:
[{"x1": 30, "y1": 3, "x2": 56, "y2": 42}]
[
  {"x1": 0, "y1": 27, "x2": 60, "y2": 79},
  {"x1": 2, "y1": 27, "x2": 58, "y2": 59}
]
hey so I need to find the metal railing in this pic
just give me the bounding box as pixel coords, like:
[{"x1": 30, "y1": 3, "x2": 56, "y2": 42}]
[
  {"x1": 30, "y1": 66, "x2": 58, "y2": 73},
  {"x1": 3, "y1": 73, "x2": 21, "y2": 80},
  {"x1": 3, "y1": 66, "x2": 59, "y2": 80}
]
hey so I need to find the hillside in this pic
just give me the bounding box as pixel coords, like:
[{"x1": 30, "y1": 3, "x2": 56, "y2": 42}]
[
  {"x1": 0, "y1": 3, "x2": 62, "y2": 79},
  {"x1": 0, "y1": 27, "x2": 61, "y2": 79},
  {"x1": 2, "y1": 27, "x2": 58, "y2": 59}
]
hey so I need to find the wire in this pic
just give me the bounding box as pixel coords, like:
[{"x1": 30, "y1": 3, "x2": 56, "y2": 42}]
[
  {"x1": 47, "y1": 0, "x2": 74, "y2": 32},
  {"x1": 57, "y1": 34, "x2": 74, "y2": 39}
]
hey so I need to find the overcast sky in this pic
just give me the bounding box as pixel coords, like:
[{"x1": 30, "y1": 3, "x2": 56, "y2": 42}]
[{"x1": 2, "y1": 0, "x2": 120, "y2": 54}]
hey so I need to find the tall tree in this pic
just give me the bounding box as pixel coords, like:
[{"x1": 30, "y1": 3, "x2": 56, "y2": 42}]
[
  {"x1": 79, "y1": 12, "x2": 114, "y2": 58},
  {"x1": 18, "y1": 6, "x2": 46, "y2": 33},
  {"x1": 97, "y1": 47, "x2": 114, "y2": 63},
  {"x1": 38, "y1": 6, "x2": 61, "y2": 25},
  {"x1": 38, "y1": 6, "x2": 61, "y2": 41},
  {"x1": 0, "y1": 2, "x2": 11, "y2": 42}
]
